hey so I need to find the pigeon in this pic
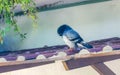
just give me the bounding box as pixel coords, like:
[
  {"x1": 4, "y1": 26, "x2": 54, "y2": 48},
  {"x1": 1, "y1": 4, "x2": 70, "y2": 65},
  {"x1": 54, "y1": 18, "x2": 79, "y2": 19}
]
[{"x1": 57, "y1": 24, "x2": 93, "y2": 52}]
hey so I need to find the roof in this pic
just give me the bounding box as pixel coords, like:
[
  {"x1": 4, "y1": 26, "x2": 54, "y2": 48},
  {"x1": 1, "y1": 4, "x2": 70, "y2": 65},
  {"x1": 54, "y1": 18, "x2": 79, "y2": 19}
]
[
  {"x1": 0, "y1": 37, "x2": 120, "y2": 63},
  {"x1": 0, "y1": 37, "x2": 120, "y2": 74}
]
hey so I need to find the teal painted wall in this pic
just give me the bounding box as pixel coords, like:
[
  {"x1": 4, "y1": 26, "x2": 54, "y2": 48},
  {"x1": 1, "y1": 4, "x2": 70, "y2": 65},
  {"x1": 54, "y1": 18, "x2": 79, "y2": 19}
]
[{"x1": 0, "y1": 1, "x2": 120, "y2": 51}]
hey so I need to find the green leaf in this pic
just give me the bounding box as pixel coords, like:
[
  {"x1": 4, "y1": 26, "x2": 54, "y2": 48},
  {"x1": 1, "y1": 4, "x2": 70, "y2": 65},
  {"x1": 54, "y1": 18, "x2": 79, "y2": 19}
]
[
  {"x1": 0, "y1": 37, "x2": 3, "y2": 44},
  {"x1": 0, "y1": 0, "x2": 37, "y2": 43},
  {"x1": 5, "y1": 26, "x2": 11, "y2": 32},
  {"x1": 0, "y1": 31, "x2": 5, "y2": 37}
]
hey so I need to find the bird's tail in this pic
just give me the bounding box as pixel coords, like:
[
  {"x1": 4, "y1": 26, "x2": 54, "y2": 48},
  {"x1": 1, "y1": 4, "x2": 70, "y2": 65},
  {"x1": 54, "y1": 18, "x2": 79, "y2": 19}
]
[
  {"x1": 77, "y1": 41, "x2": 93, "y2": 49},
  {"x1": 81, "y1": 42, "x2": 93, "y2": 49}
]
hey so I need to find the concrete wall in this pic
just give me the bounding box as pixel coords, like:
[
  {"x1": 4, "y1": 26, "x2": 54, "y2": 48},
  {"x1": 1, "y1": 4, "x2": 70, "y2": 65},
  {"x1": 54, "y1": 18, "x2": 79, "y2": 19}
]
[{"x1": 0, "y1": 0, "x2": 120, "y2": 51}]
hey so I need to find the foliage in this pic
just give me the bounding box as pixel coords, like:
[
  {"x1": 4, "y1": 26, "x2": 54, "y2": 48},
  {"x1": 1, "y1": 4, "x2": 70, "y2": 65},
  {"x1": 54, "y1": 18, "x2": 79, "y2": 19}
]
[{"x1": 0, "y1": 0, "x2": 37, "y2": 44}]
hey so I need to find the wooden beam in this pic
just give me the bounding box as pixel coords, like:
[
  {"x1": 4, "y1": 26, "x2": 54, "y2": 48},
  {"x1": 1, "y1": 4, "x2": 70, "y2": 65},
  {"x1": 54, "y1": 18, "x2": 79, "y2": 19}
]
[
  {"x1": 91, "y1": 63, "x2": 116, "y2": 75},
  {"x1": 0, "y1": 55, "x2": 73, "y2": 67},
  {"x1": 62, "y1": 50, "x2": 120, "y2": 70},
  {"x1": 0, "y1": 50, "x2": 120, "y2": 67},
  {"x1": 74, "y1": 50, "x2": 120, "y2": 59},
  {"x1": 62, "y1": 61, "x2": 69, "y2": 71},
  {"x1": 0, "y1": 59, "x2": 54, "y2": 67},
  {"x1": 0, "y1": 61, "x2": 54, "y2": 73},
  {"x1": 0, "y1": 50, "x2": 120, "y2": 73}
]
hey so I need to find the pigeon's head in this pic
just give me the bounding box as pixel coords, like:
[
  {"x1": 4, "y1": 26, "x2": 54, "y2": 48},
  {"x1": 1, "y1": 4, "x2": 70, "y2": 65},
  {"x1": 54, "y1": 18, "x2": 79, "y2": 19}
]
[{"x1": 57, "y1": 24, "x2": 72, "y2": 36}]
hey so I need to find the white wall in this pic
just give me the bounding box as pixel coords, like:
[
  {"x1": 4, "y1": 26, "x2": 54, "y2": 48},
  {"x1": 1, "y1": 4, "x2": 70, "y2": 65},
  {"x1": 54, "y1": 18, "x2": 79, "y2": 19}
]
[
  {"x1": 1, "y1": 0, "x2": 120, "y2": 51},
  {"x1": 0, "y1": 61, "x2": 99, "y2": 75}
]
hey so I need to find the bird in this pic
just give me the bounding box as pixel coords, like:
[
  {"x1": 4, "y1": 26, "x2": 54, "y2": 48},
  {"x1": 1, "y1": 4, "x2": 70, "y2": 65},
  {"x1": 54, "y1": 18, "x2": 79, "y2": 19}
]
[{"x1": 57, "y1": 24, "x2": 93, "y2": 52}]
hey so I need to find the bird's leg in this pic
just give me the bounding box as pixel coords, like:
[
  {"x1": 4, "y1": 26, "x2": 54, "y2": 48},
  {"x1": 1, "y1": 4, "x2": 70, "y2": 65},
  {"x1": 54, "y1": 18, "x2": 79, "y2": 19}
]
[
  {"x1": 68, "y1": 47, "x2": 81, "y2": 53},
  {"x1": 68, "y1": 48, "x2": 74, "y2": 52}
]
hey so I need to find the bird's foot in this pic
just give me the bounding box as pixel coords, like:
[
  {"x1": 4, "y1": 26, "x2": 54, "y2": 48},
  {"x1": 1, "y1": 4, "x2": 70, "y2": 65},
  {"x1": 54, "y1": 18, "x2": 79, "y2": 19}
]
[
  {"x1": 68, "y1": 48, "x2": 80, "y2": 53},
  {"x1": 68, "y1": 48, "x2": 74, "y2": 52}
]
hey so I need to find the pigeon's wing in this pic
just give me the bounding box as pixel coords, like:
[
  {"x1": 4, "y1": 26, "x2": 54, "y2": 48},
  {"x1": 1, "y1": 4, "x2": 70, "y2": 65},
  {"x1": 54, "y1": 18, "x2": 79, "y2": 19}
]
[
  {"x1": 64, "y1": 29, "x2": 83, "y2": 42},
  {"x1": 81, "y1": 42, "x2": 93, "y2": 48}
]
